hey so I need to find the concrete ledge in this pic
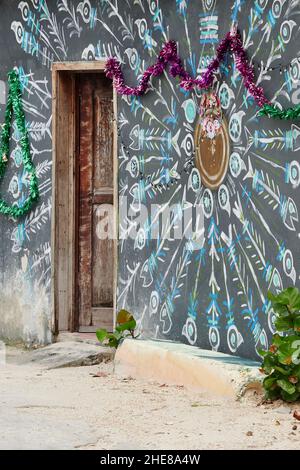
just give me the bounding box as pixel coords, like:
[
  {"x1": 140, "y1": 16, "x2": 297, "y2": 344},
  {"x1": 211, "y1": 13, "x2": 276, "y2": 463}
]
[
  {"x1": 114, "y1": 339, "x2": 262, "y2": 398},
  {"x1": 16, "y1": 341, "x2": 115, "y2": 369}
]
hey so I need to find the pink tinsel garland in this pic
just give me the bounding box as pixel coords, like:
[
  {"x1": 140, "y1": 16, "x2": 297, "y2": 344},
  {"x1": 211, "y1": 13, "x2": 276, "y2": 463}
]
[{"x1": 105, "y1": 29, "x2": 270, "y2": 109}]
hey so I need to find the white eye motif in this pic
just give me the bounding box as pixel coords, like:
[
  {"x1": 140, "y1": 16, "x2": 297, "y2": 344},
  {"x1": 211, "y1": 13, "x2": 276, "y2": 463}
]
[
  {"x1": 288, "y1": 160, "x2": 300, "y2": 188},
  {"x1": 218, "y1": 184, "x2": 230, "y2": 215},
  {"x1": 135, "y1": 228, "x2": 146, "y2": 250},
  {"x1": 140, "y1": 259, "x2": 153, "y2": 287},
  {"x1": 290, "y1": 59, "x2": 300, "y2": 84},
  {"x1": 149, "y1": 0, "x2": 159, "y2": 15},
  {"x1": 219, "y1": 83, "x2": 234, "y2": 110},
  {"x1": 268, "y1": 309, "x2": 277, "y2": 334},
  {"x1": 125, "y1": 48, "x2": 139, "y2": 72},
  {"x1": 198, "y1": 55, "x2": 210, "y2": 73},
  {"x1": 18, "y1": 2, "x2": 30, "y2": 21},
  {"x1": 135, "y1": 19, "x2": 147, "y2": 40},
  {"x1": 202, "y1": 188, "x2": 214, "y2": 218},
  {"x1": 283, "y1": 249, "x2": 296, "y2": 284},
  {"x1": 77, "y1": 0, "x2": 91, "y2": 24},
  {"x1": 272, "y1": 0, "x2": 284, "y2": 18},
  {"x1": 283, "y1": 197, "x2": 299, "y2": 231},
  {"x1": 30, "y1": 0, "x2": 40, "y2": 9},
  {"x1": 129, "y1": 183, "x2": 141, "y2": 213},
  {"x1": 11, "y1": 22, "x2": 24, "y2": 45},
  {"x1": 83, "y1": 6, "x2": 90, "y2": 20},
  {"x1": 292, "y1": 124, "x2": 300, "y2": 152},
  {"x1": 129, "y1": 125, "x2": 141, "y2": 151},
  {"x1": 229, "y1": 111, "x2": 244, "y2": 143},
  {"x1": 8, "y1": 176, "x2": 21, "y2": 199},
  {"x1": 11, "y1": 146, "x2": 23, "y2": 168},
  {"x1": 182, "y1": 99, "x2": 197, "y2": 123},
  {"x1": 280, "y1": 20, "x2": 297, "y2": 44},
  {"x1": 81, "y1": 44, "x2": 95, "y2": 60},
  {"x1": 126, "y1": 156, "x2": 139, "y2": 178},
  {"x1": 268, "y1": 268, "x2": 283, "y2": 293},
  {"x1": 189, "y1": 168, "x2": 201, "y2": 192},
  {"x1": 159, "y1": 302, "x2": 172, "y2": 334},
  {"x1": 12, "y1": 120, "x2": 22, "y2": 142},
  {"x1": 209, "y1": 327, "x2": 220, "y2": 351},
  {"x1": 227, "y1": 326, "x2": 243, "y2": 353},
  {"x1": 181, "y1": 133, "x2": 194, "y2": 157},
  {"x1": 182, "y1": 318, "x2": 197, "y2": 345},
  {"x1": 149, "y1": 291, "x2": 159, "y2": 316},
  {"x1": 229, "y1": 152, "x2": 242, "y2": 178},
  {"x1": 255, "y1": 329, "x2": 268, "y2": 356}
]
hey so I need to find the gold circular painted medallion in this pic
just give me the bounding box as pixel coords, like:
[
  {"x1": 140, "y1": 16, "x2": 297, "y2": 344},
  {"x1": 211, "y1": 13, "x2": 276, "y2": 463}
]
[{"x1": 194, "y1": 115, "x2": 230, "y2": 190}]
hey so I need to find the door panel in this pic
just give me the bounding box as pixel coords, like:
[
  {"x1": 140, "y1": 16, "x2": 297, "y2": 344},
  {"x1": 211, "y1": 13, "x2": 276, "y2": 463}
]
[
  {"x1": 77, "y1": 74, "x2": 114, "y2": 332},
  {"x1": 94, "y1": 92, "x2": 114, "y2": 190},
  {"x1": 92, "y1": 202, "x2": 114, "y2": 307}
]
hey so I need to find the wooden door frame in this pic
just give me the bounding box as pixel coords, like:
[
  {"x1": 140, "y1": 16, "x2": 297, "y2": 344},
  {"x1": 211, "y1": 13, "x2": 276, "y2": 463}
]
[{"x1": 51, "y1": 61, "x2": 118, "y2": 334}]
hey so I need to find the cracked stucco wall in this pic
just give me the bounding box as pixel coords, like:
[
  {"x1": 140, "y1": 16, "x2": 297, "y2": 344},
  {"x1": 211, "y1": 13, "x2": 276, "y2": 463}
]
[{"x1": 0, "y1": 269, "x2": 52, "y2": 346}]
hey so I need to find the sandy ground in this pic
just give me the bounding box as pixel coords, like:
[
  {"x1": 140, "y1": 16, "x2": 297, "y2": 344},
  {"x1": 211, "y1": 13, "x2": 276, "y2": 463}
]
[{"x1": 0, "y1": 347, "x2": 300, "y2": 450}]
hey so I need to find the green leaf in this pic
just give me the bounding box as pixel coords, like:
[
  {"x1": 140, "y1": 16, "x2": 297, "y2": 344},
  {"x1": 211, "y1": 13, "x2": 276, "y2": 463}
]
[
  {"x1": 273, "y1": 365, "x2": 291, "y2": 376},
  {"x1": 282, "y1": 334, "x2": 300, "y2": 345},
  {"x1": 96, "y1": 329, "x2": 108, "y2": 343},
  {"x1": 263, "y1": 377, "x2": 277, "y2": 390},
  {"x1": 117, "y1": 309, "x2": 134, "y2": 325},
  {"x1": 272, "y1": 334, "x2": 282, "y2": 347},
  {"x1": 267, "y1": 291, "x2": 277, "y2": 302},
  {"x1": 268, "y1": 288, "x2": 300, "y2": 313},
  {"x1": 272, "y1": 303, "x2": 289, "y2": 316},
  {"x1": 278, "y1": 341, "x2": 293, "y2": 354},
  {"x1": 258, "y1": 349, "x2": 268, "y2": 357},
  {"x1": 108, "y1": 336, "x2": 119, "y2": 348},
  {"x1": 260, "y1": 290, "x2": 300, "y2": 402},
  {"x1": 294, "y1": 316, "x2": 300, "y2": 332},
  {"x1": 266, "y1": 388, "x2": 281, "y2": 400},
  {"x1": 96, "y1": 311, "x2": 137, "y2": 349},
  {"x1": 280, "y1": 390, "x2": 300, "y2": 402},
  {"x1": 261, "y1": 354, "x2": 276, "y2": 374},
  {"x1": 292, "y1": 364, "x2": 300, "y2": 379},
  {"x1": 275, "y1": 316, "x2": 294, "y2": 332},
  {"x1": 116, "y1": 319, "x2": 136, "y2": 333},
  {"x1": 291, "y1": 347, "x2": 300, "y2": 365},
  {"x1": 106, "y1": 332, "x2": 121, "y2": 341},
  {"x1": 276, "y1": 379, "x2": 296, "y2": 395}
]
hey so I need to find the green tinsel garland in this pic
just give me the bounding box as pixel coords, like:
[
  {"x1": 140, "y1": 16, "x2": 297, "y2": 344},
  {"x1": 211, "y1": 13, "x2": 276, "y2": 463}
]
[
  {"x1": 0, "y1": 70, "x2": 39, "y2": 218},
  {"x1": 258, "y1": 103, "x2": 300, "y2": 120}
]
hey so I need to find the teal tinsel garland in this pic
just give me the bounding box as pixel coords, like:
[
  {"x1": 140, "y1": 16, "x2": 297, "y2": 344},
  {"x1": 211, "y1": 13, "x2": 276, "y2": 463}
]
[
  {"x1": 0, "y1": 70, "x2": 39, "y2": 218},
  {"x1": 258, "y1": 103, "x2": 300, "y2": 120}
]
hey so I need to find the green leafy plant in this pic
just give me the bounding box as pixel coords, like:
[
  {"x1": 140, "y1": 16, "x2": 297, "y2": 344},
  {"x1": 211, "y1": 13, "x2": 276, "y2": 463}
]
[
  {"x1": 260, "y1": 288, "x2": 300, "y2": 402},
  {"x1": 96, "y1": 309, "x2": 138, "y2": 349}
]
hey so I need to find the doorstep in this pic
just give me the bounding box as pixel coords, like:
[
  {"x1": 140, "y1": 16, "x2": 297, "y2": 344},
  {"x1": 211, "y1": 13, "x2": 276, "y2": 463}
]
[
  {"x1": 13, "y1": 340, "x2": 114, "y2": 369},
  {"x1": 114, "y1": 339, "x2": 262, "y2": 398},
  {"x1": 56, "y1": 331, "x2": 100, "y2": 345}
]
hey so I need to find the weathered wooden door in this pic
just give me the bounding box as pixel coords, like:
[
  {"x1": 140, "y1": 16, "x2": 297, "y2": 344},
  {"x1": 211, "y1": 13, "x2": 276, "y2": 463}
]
[{"x1": 77, "y1": 74, "x2": 115, "y2": 332}]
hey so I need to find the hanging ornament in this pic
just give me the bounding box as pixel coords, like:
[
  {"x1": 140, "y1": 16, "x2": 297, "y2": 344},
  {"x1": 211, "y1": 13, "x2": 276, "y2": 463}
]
[
  {"x1": 106, "y1": 29, "x2": 300, "y2": 121},
  {"x1": 195, "y1": 91, "x2": 230, "y2": 190},
  {"x1": 0, "y1": 70, "x2": 39, "y2": 218}
]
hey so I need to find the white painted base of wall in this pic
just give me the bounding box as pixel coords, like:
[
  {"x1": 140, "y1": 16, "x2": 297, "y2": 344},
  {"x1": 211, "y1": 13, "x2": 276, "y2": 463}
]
[{"x1": 114, "y1": 339, "x2": 262, "y2": 398}]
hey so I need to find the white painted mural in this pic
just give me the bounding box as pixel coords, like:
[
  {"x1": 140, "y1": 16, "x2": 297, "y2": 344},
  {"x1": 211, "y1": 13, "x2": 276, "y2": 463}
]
[{"x1": 0, "y1": 0, "x2": 299, "y2": 358}]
